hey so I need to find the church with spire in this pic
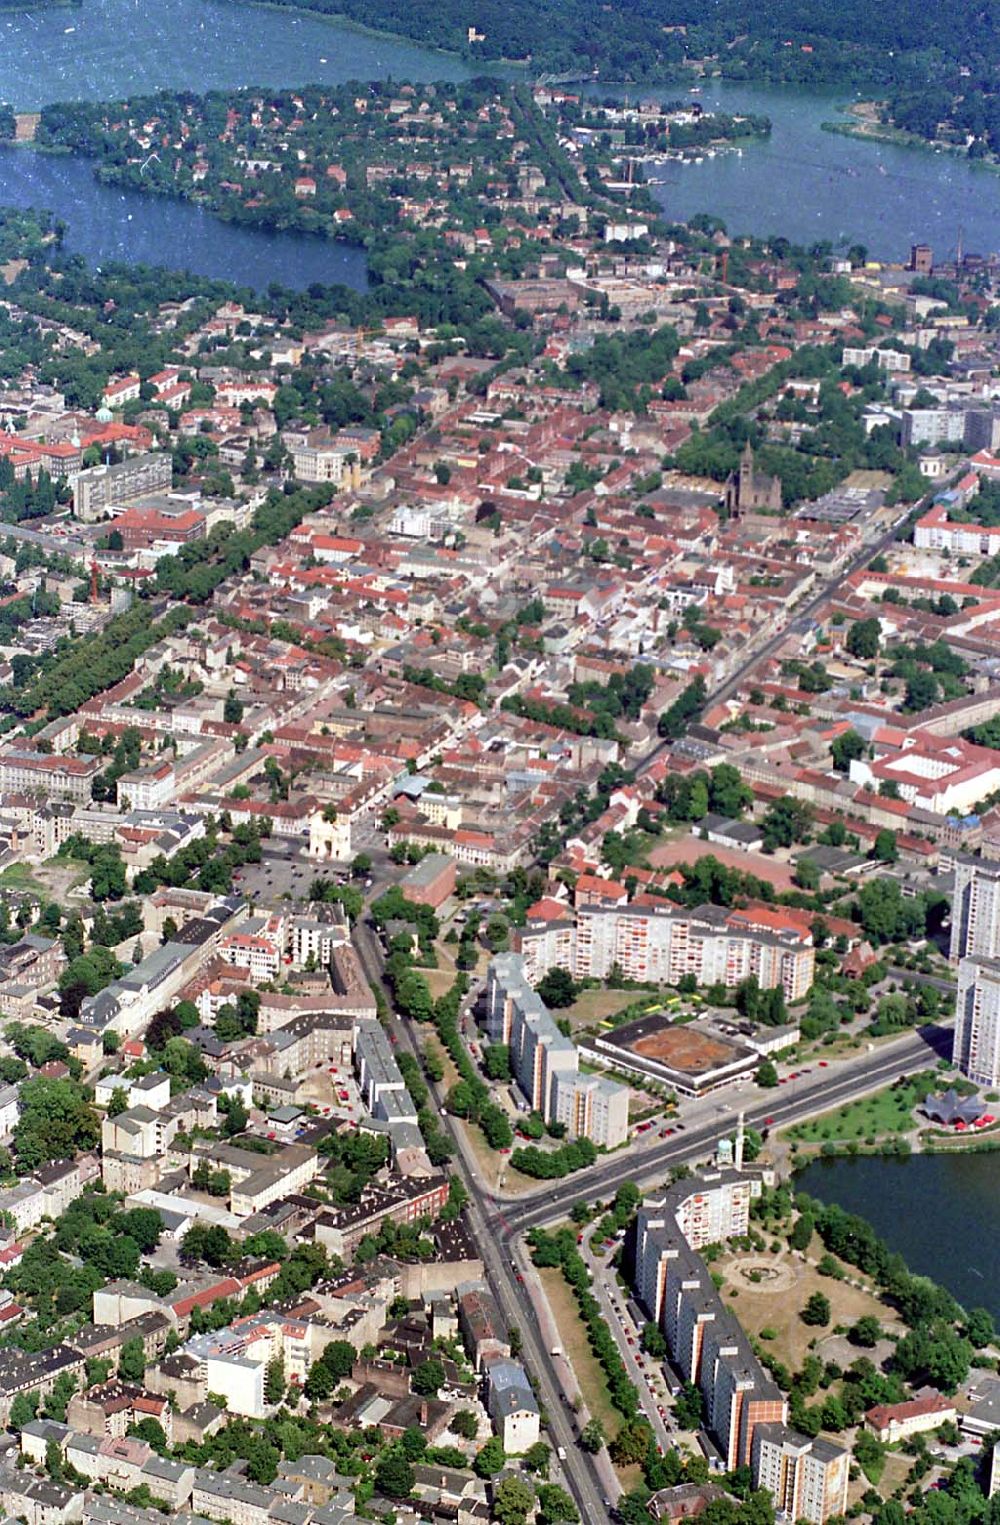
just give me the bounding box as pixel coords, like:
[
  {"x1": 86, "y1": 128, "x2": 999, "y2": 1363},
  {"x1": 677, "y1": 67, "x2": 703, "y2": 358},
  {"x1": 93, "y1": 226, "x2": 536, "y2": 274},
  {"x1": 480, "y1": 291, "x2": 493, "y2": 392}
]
[{"x1": 725, "y1": 442, "x2": 782, "y2": 516}]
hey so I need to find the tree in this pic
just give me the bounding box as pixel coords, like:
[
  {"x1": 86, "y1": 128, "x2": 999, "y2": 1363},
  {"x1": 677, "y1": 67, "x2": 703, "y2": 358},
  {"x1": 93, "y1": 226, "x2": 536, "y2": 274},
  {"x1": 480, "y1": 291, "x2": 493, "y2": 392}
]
[
  {"x1": 116, "y1": 1208, "x2": 162, "y2": 1253},
  {"x1": 118, "y1": 1337, "x2": 146, "y2": 1383},
  {"x1": 789, "y1": 1214, "x2": 814, "y2": 1252},
  {"x1": 303, "y1": 1363, "x2": 333, "y2": 1402},
  {"x1": 642, "y1": 1322, "x2": 668, "y2": 1358},
  {"x1": 221, "y1": 1094, "x2": 249, "y2": 1137},
  {"x1": 536, "y1": 967, "x2": 576, "y2": 1008},
  {"x1": 965, "y1": 1307, "x2": 995, "y2": 1348},
  {"x1": 182, "y1": 1222, "x2": 234, "y2": 1268},
  {"x1": 893, "y1": 1321, "x2": 971, "y2": 1392},
  {"x1": 536, "y1": 1484, "x2": 579, "y2": 1525},
  {"x1": 674, "y1": 1382, "x2": 704, "y2": 1431},
  {"x1": 8, "y1": 1390, "x2": 38, "y2": 1431},
  {"x1": 107, "y1": 1087, "x2": 130, "y2": 1117},
  {"x1": 493, "y1": 1475, "x2": 536, "y2": 1525},
  {"x1": 43, "y1": 1372, "x2": 76, "y2": 1423},
  {"x1": 872, "y1": 829, "x2": 899, "y2": 863},
  {"x1": 579, "y1": 1417, "x2": 606, "y2": 1453},
  {"x1": 756, "y1": 1060, "x2": 779, "y2": 1088},
  {"x1": 846, "y1": 618, "x2": 881, "y2": 660},
  {"x1": 904, "y1": 669, "x2": 938, "y2": 712},
  {"x1": 482, "y1": 1044, "x2": 512, "y2": 1081},
  {"x1": 246, "y1": 1438, "x2": 279, "y2": 1485},
  {"x1": 801, "y1": 1292, "x2": 831, "y2": 1327},
  {"x1": 523, "y1": 1441, "x2": 550, "y2": 1476},
  {"x1": 129, "y1": 1417, "x2": 168, "y2": 1454},
  {"x1": 831, "y1": 729, "x2": 865, "y2": 773},
  {"x1": 794, "y1": 857, "x2": 820, "y2": 891},
  {"x1": 45, "y1": 1438, "x2": 63, "y2": 1481},
  {"x1": 849, "y1": 1315, "x2": 883, "y2": 1348},
  {"x1": 14, "y1": 1077, "x2": 99, "y2": 1170},
  {"x1": 610, "y1": 1420, "x2": 653, "y2": 1465},
  {"x1": 709, "y1": 762, "x2": 752, "y2": 817},
  {"x1": 451, "y1": 1409, "x2": 479, "y2": 1440},
  {"x1": 411, "y1": 1357, "x2": 445, "y2": 1396},
  {"x1": 375, "y1": 1449, "x2": 415, "y2": 1499},
  {"x1": 473, "y1": 1436, "x2": 506, "y2": 1477},
  {"x1": 761, "y1": 798, "x2": 813, "y2": 850},
  {"x1": 242, "y1": 1230, "x2": 288, "y2": 1262},
  {"x1": 264, "y1": 1356, "x2": 285, "y2": 1405}
]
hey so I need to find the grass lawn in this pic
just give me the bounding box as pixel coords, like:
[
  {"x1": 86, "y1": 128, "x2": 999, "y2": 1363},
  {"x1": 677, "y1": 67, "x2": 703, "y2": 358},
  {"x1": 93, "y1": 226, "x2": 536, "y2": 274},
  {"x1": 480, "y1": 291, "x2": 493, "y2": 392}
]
[
  {"x1": 564, "y1": 988, "x2": 648, "y2": 1032},
  {"x1": 536, "y1": 1266, "x2": 642, "y2": 1490},
  {"x1": 717, "y1": 1249, "x2": 890, "y2": 1376},
  {"x1": 784, "y1": 1072, "x2": 936, "y2": 1145},
  {"x1": 0, "y1": 862, "x2": 46, "y2": 897}
]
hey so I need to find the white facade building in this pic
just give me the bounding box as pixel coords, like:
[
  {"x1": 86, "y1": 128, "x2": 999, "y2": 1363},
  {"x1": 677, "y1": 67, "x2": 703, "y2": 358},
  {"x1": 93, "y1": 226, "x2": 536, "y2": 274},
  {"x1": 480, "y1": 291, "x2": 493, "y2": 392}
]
[{"x1": 954, "y1": 956, "x2": 1000, "y2": 1088}]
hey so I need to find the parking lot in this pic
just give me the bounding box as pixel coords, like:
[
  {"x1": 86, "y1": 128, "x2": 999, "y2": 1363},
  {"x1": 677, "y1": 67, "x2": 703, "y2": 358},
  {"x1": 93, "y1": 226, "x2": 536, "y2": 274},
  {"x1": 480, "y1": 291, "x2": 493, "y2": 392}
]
[
  {"x1": 296, "y1": 1063, "x2": 363, "y2": 1127},
  {"x1": 232, "y1": 838, "x2": 312, "y2": 901}
]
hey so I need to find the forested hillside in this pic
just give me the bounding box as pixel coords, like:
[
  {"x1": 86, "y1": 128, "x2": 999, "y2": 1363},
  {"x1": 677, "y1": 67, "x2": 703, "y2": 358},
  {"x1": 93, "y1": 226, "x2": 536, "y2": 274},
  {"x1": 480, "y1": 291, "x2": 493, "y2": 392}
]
[{"x1": 236, "y1": 0, "x2": 1000, "y2": 89}]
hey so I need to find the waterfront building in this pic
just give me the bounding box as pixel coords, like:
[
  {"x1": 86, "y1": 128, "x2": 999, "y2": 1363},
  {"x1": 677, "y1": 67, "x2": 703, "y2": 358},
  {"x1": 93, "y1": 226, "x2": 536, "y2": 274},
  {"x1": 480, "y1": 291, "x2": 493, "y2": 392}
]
[
  {"x1": 752, "y1": 1426, "x2": 850, "y2": 1525},
  {"x1": 954, "y1": 956, "x2": 1000, "y2": 1087}
]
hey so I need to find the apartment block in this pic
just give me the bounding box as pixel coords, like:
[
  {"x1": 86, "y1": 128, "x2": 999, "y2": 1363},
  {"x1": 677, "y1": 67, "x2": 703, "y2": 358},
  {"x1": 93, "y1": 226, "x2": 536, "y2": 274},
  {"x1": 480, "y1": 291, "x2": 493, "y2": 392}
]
[
  {"x1": 631, "y1": 1170, "x2": 860, "y2": 1505},
  {"x1": 73, "y1": 451, "x2": 172, "y2": 521},
  {"x1": 518, "y1": 901, "x2": 814, "y2": 1002},
  {"x1": 954, "y1": 956, "x2": 1000, "y2": 1088},
  {"x1": 752, "y1": 1425, "x2": 850, "y2": 1525},
  {"x1": 485, "y1": 954, "x2": 628, "y2": 1147},
  {"x1": 950, "y1": 858, "x2": 1000, "y2": 962}
]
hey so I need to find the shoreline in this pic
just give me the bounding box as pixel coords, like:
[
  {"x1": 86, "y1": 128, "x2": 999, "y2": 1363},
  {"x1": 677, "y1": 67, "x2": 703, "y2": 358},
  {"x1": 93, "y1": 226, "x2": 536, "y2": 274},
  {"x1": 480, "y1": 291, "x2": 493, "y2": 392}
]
[
  {"x1": 219, "y1": 0, "x2": 512, "y2": 68},
  {"x1": 822, "y1": 107, "x2": 1000, "y2": 175},
  {"x1": 1, "y1": 140, "x2": 371, "y2": 260}
]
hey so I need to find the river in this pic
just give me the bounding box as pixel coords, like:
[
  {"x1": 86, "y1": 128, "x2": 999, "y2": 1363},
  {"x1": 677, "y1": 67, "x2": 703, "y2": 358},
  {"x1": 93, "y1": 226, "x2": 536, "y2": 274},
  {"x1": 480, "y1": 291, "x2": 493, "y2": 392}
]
[
  {"x1": 797, "y1": 1153, "x2": 1000, "y2": 1323},
  {"x1": 0, "y1": 2, "x2": 994, "y2": 284}
]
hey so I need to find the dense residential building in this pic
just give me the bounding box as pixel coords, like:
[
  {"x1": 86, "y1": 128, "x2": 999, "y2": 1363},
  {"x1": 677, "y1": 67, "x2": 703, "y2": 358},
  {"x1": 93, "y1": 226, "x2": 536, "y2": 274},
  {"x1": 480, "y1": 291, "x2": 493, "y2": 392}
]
[
  {"x1": 485, "y1": 953, "x2": 629, "y2": 1147},
  {"x1": 634, "y1": 1167, "x2": 847, "y2": 1520},
  {"x1": 950, "y1": 858, "x2": 1000, "y2": 962},
  {"x1": 517, "y1": 901, "x2": 815, "y2": 1001},
  {"x1": 485, "y1": 1359, "x2": 540, "y2": 1453},
  {"x1": 954, "y1": 956, "x2": 1000, "y2": 1087},
  {"x1": 751, "y1": 1426, "x2": 850, "y2": 1525}
]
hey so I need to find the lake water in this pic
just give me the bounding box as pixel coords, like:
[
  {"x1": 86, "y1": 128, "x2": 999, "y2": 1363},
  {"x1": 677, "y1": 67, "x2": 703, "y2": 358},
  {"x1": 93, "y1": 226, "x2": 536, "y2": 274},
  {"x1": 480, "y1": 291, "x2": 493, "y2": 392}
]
[
  {"x1": 0, "y1": 0, "x2": 470, "y2": 107},
  {"x1": 0, "y1": 146, "x2": 370, "y2": 290},
  {"x1": 797, "y1": 1152, "x2": 1000, "y2": 1322},
  {"x1": 0, "y1": 0, "x2": 475, "y2": 290},
  {"x1": 0, "y1": 2, "x2": 995, "y2": 283},
  {"x1": 639, "y1": 79, "x2": 1000, "y2": 262}
]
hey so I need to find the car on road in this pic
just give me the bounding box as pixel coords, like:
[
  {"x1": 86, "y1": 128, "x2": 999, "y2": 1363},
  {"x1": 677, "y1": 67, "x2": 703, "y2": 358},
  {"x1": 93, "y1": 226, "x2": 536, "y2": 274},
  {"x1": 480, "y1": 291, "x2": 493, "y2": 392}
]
[
  {"x1": 818, "y1": 1059, "x2": 829, "y2": 1067},
  {"x1": 764, "y1": 1116, "x2": 774, "y2": 1126}
]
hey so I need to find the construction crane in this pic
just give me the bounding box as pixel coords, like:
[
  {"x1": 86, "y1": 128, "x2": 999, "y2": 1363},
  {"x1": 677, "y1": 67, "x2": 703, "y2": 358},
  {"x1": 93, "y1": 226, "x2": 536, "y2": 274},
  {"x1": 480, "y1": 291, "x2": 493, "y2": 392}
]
[{"x1": 355, "y1": 326, "x2": 383, "y2": 357}]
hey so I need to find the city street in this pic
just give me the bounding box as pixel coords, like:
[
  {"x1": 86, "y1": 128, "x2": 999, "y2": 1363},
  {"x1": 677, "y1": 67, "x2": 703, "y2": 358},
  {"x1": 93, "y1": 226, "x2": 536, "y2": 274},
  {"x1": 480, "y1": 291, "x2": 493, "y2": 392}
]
[
  {"x1": 580, "y1": 1226, "x2": 674, "y2": 1453},
  {"x1": 354, "y1": 915, "x2": 955, "y2": 1524}
]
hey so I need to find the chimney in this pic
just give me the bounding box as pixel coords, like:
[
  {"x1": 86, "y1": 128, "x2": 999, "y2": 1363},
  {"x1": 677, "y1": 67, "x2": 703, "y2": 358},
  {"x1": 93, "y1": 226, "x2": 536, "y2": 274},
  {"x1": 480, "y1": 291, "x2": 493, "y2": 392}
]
[{"x1": 734, "y1": 1111, "x2": 745, "y2": 1172}]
